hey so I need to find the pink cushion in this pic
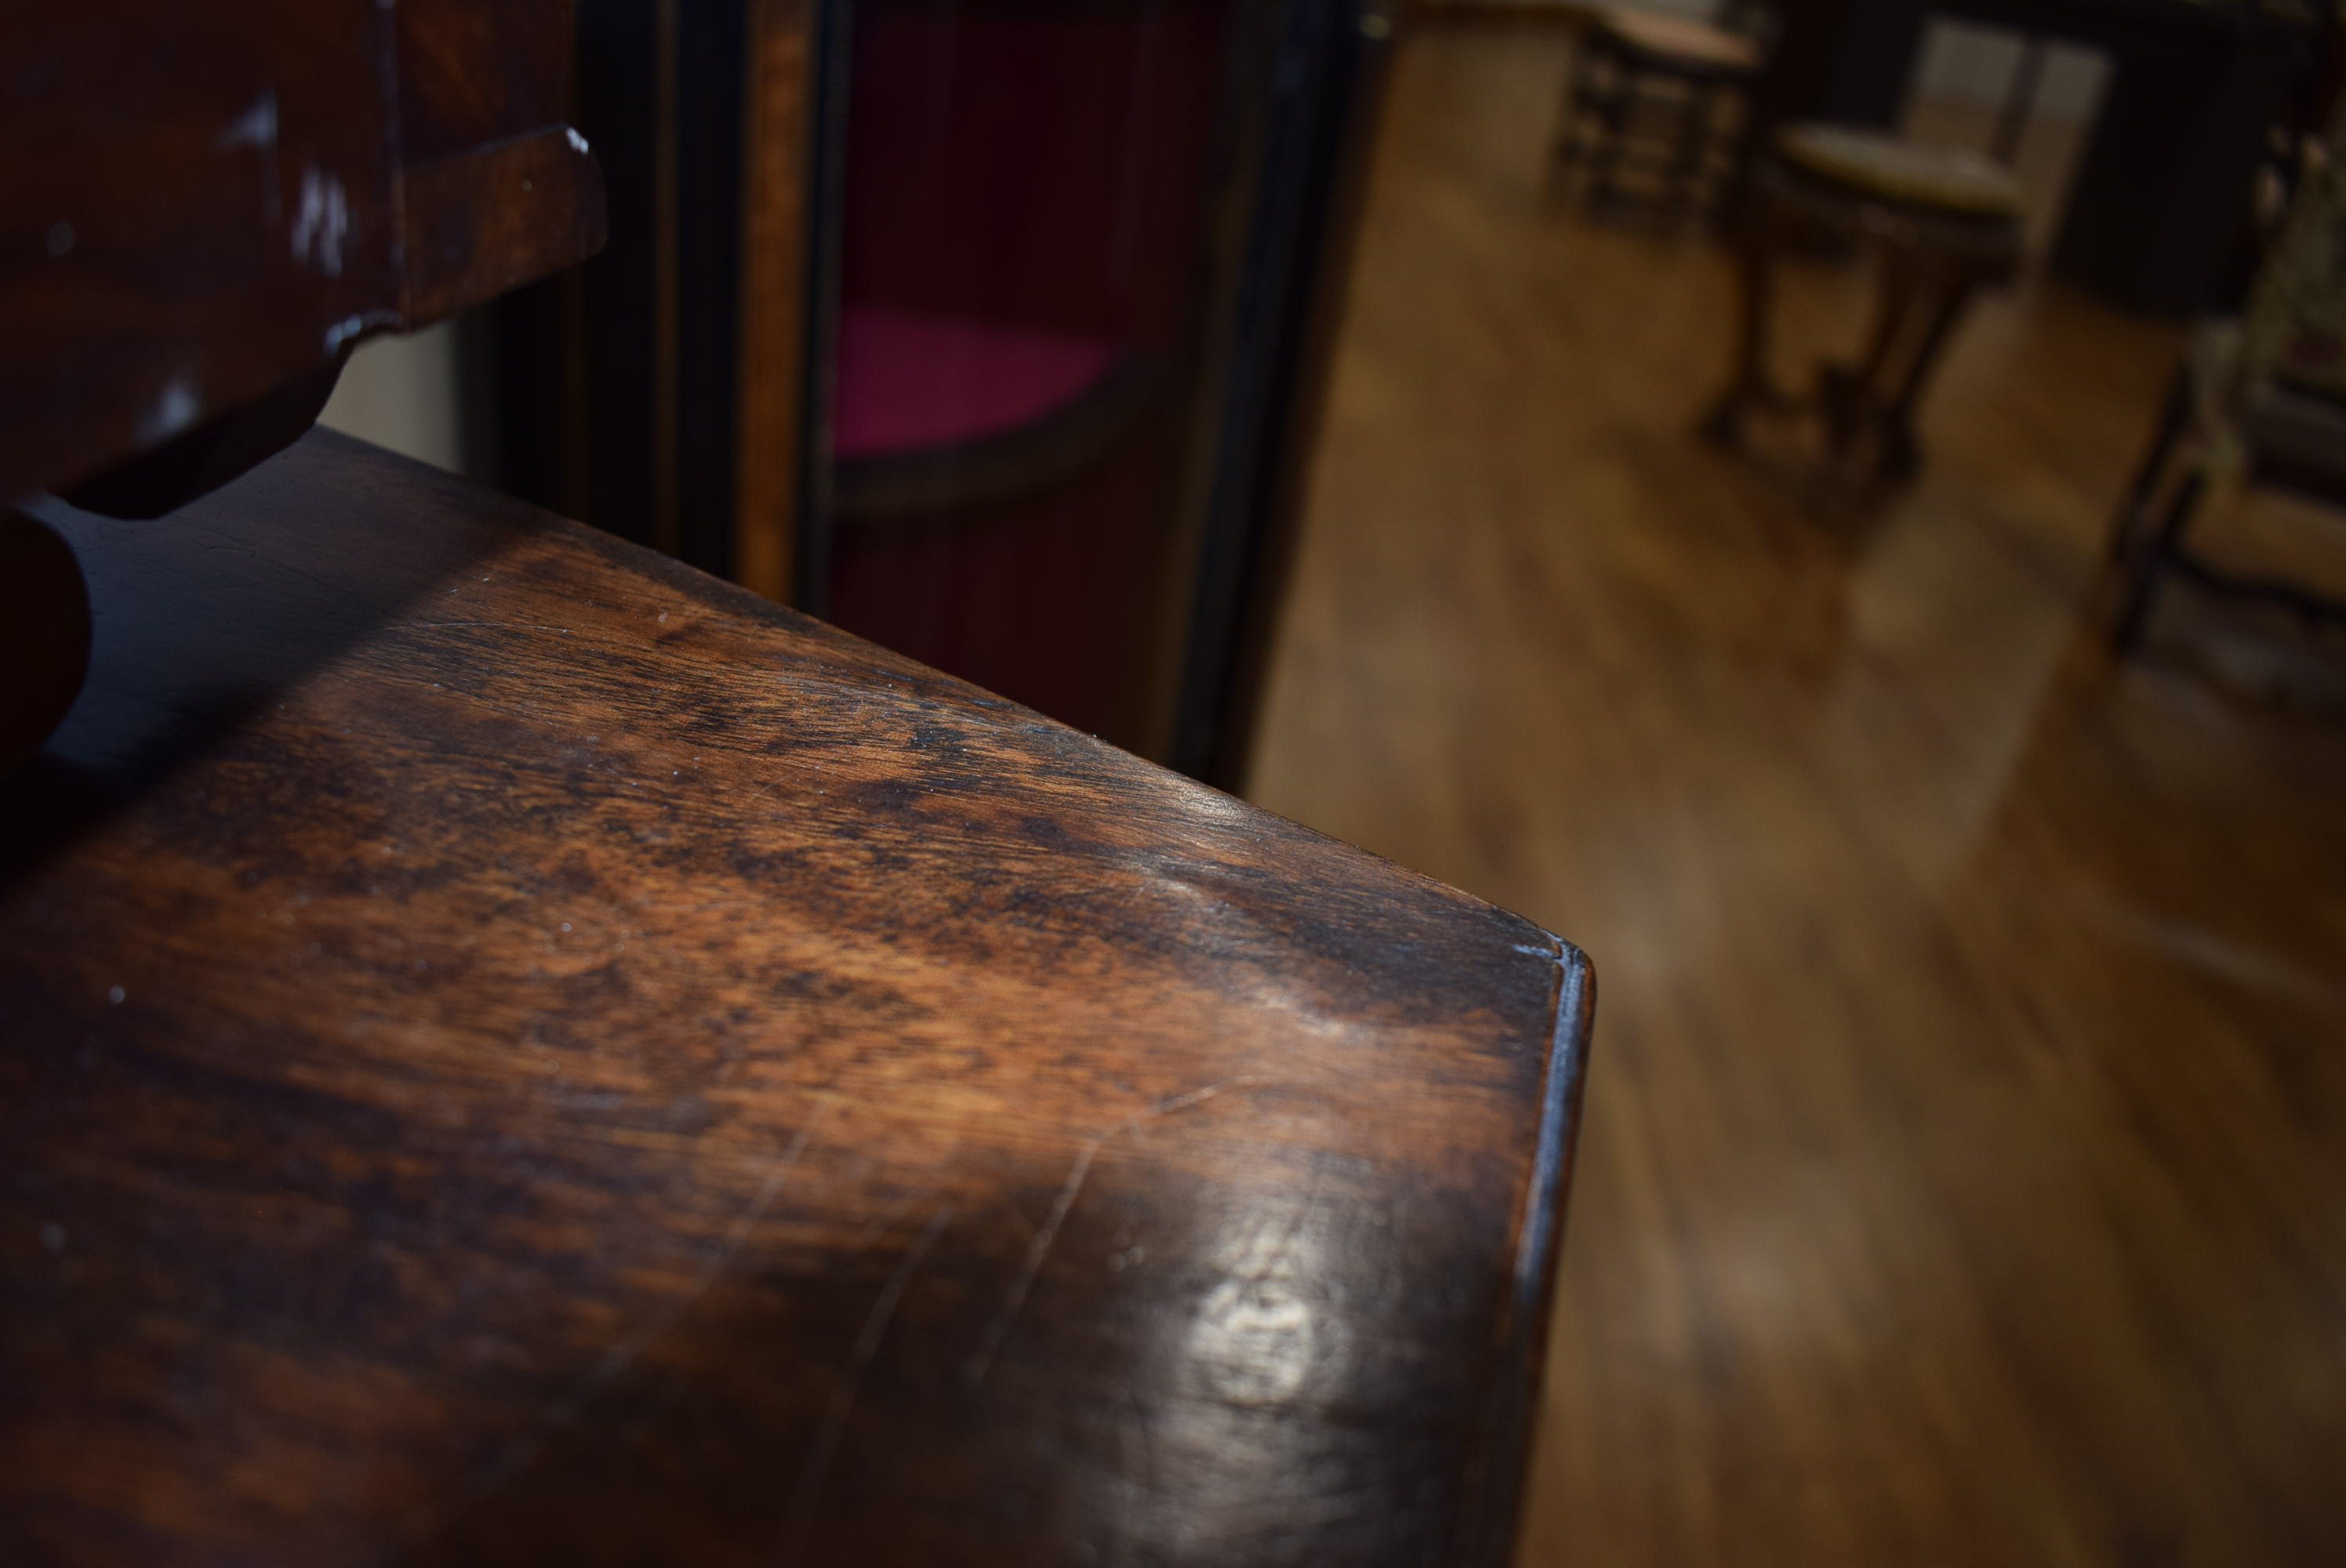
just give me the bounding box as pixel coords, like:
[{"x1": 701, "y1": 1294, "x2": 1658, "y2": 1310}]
[{"x1": 833, "y1": 307, "x2": 1119, "y2": 458}]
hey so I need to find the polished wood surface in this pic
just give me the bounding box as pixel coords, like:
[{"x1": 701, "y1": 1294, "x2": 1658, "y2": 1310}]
[
  {"x1": 0, "y1": 429, "x2": 1587, "y2": 1566},
  {"x1": 1251, "y1": 30, "x2": 2346, "y2": 1568},
  {"x1": 0, "y1": 1, "x2": 603, "y2": 506}
]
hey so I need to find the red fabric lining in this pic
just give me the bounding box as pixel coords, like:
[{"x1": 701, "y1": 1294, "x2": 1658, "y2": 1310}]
[{"x1": 833, "y1": 307, "x2": 1117, "y2": 457}]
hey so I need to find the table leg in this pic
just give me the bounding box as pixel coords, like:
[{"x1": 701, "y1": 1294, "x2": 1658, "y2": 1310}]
[
  {"x1": 1819, "y1": 256, "x2": 1921, "y2": 466},
  {"x1": 1701, "y1": 202, "x2": 1783, "y2": 447},
  {"x1": 1554, "y1": 38, "x2": 1599, "y2": 169},
  {"x1": 1587, "y1": 56, "x2": 1631, "y2": 210},
  {"x1": 2112, "y1": 466, "x2": 2206, "y2": 652},
  {"x1": 2107, "y1": 363, "x2": 2195, "y2": 563},
  {"x1": 1875, "y1": 271, "x2": 1981, "y2": 481}
]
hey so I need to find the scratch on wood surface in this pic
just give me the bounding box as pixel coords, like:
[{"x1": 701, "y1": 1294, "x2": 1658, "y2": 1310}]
[
  {"x1": 414, "y1": 621, "x2": 574, "y2": 633},
  {"x1": 743, "y1": 756, "x2": 828, "y2": 810},
  {"x1": 1120, "y1": 1377, "x2": 1160, "y2": 1487},
  {"x1": 961, "y1": 1132, "x2": 1109, "y2": 1388},
  {"x1": 411, "y1": 1103, "x2": 833, "y2": 1551},
  {"x1": 961, "y1": 1077, "x2": 1269, "y2": 1388},
  {"x1": 777, "y1": 1205, "x2": 952, "y2": 1555}
]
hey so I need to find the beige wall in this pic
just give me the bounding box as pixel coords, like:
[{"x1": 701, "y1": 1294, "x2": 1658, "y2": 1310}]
[
  {"x1": 1914, "y1": 18, "x2": 2106, "y2": 122},
  {"x1": 318, "y1": 321, "x2": 464, "y2": 474}
]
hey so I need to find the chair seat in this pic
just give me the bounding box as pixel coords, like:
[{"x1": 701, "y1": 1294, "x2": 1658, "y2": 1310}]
[
  {"x1": 1593, "y1": 8, "x2": 1763, "y2": 74},
  {"x1": 830, "y1": 306, "x2": 1160, "y2": 520},
  {"x1": 1776, "y1": 124, "x2": 2025, "y2": 218},
  {"x1": 833, "y1": 307, "x2": 1120, "y2": 458}
]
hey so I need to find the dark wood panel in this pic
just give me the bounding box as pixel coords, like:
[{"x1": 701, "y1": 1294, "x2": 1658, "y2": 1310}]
[
  {"x1": 0, "y1": 2, "x2": 400, "y2": 502},
  {"x1": 401, "y1": 129, "x2": 608, "y2": 325},
  {"x1": 0, "y1": 2, "x2": 603, "y2": 507},
  {"x1": 0, "y1": 430, "x2": 1588, "y2": 1566},
  {"x1": 395, "y1": 0, "x2": 577, "y2": 165}
]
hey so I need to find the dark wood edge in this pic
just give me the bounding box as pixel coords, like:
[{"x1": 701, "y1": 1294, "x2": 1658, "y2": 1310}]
[
  {"x1": 399, "y1": 127, "x2": 611, "y2": 328},
  {"x1": 1187, "y1": 1, "x2": 1397, "y2": 790},
  {"x1": 1462, "y1": 935, "x2": 1594, "y2": 1566},
  {"x1": 786, "y1": 0, "x2": 855, "y2": 618},
  {"x1": 60, "y1": 358, "x2": 349, "y2": 521},
  {"x1": 733, "y1": 0, "x2": 817, "y2": 602},
  {"x1": 651, "y1": 0, "x2": 683, "y2": 557}
]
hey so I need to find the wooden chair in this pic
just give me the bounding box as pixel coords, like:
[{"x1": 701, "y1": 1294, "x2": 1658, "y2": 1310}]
[
  {"x1": 1552, "y1": 3, "x2": 1774, "y2": 218},
  {"x1": 1701, "y1": 123, "x2": 2025, "y2": 486},
  {"x1": 2106, "y1": 115, "x2": 2346, "y2": 653}
]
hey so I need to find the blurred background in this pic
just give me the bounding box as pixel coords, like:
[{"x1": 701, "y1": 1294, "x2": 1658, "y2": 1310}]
[{"x1": 323, "y1": 1, "x2": 2346, "y2": 1561}]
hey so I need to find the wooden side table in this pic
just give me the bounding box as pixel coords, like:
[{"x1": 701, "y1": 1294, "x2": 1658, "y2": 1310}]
[
  {"x1": 0, "y1": 431, "x2": 1592, "y2": 1566},
  {"x1": 1701, "y1": 124, "x2": 2025, "y2": 485}
]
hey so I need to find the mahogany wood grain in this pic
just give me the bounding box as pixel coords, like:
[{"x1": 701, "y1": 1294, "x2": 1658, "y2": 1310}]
[
  {"x1": 393, "y1": 0, "x2": 576, "y2": 166},
  {"x1": 0, "y1": 429, "x2": 1589, "y2": 1566},
  {"x1": 1251, "y1": 30, "x2": 2346, "y2": 1568},
  {"x1": 400, "y1": 130, "x2": 608, "y2": 328},
  {"x1": 733, "y1": 0, "x2": 820, "y2": 604}
]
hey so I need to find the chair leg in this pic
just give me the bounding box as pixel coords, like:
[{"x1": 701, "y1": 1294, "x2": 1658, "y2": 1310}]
[
  {"x1": 1874, "y1": 276, "x2": 1980, "y2": 481},
  {"x1": 2107, "y1": 364, "x2": 2194, "y2": 565},
  {"x1": 1712, "y1": 88, "x2": 1762, "y2": 230},
  {"x1": 1819, "y1": 261, "x2": 1921, "y2": 466},
  {"x1": 1666, "y1": 82, "x2": 1715, "y2": 216},
  {"x1": 1553, "y1": 42, "x2": 1598, "y2": 169},
  {"x1": 1811, "y1": 252, "x2": 1981, "y2": 485},
  {"x1": 1585, "y1": 56, "x2": 1632, "y2": 212},
  {"x1": 1701, "y1": 207, "x2": 1780, "y2": 448},
  {"x1": 2111, "y1": 466, "x2": 2205, "y2": 654}
]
